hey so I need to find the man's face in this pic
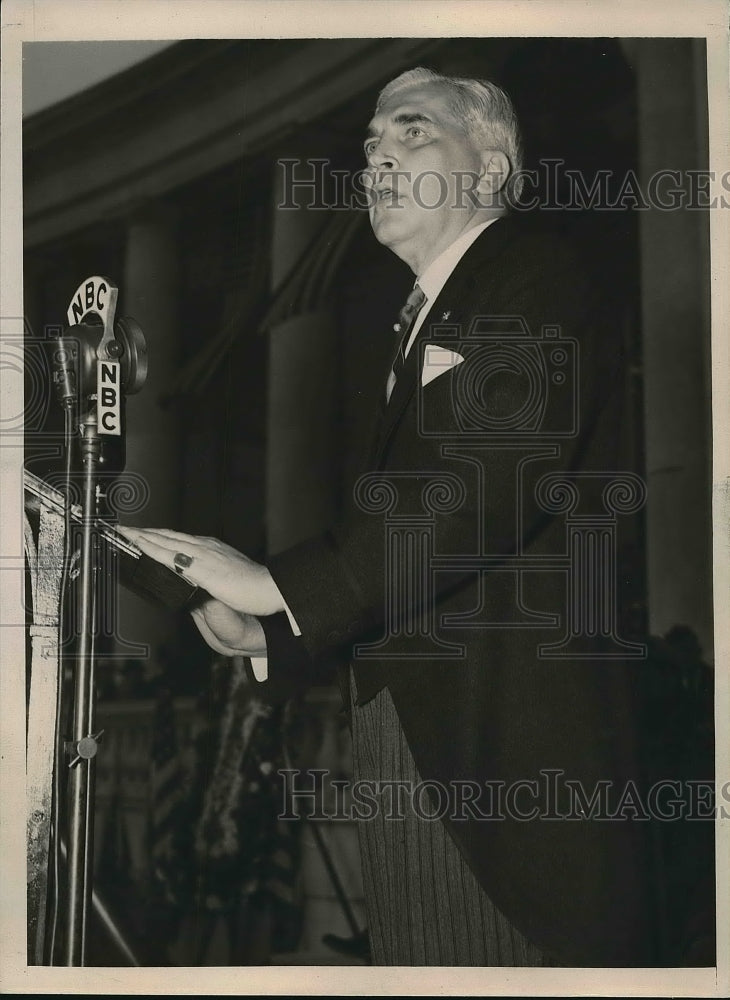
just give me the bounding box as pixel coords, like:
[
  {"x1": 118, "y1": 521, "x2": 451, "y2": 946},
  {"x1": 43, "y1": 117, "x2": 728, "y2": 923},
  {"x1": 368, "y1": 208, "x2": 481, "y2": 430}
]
[{"x1": 364, "y1": 81, "x2": 486, "y2": 272}]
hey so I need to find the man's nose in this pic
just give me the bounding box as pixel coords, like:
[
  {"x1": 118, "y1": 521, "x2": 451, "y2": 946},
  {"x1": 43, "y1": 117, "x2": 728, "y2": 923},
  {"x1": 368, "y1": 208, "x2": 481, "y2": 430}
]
[{"x1": 367, "y1": 142, "x2": 398, "y2": 172}]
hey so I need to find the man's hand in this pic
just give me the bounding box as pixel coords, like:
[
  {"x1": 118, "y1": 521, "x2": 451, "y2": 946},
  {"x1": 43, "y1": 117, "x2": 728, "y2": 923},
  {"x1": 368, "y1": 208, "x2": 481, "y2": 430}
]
[
  {"x1": 117, "y1": 527, "x2": 284, "y2": 616},
  {"x1": 190, "y1": 596, "x2": 266, "y2": 657}
]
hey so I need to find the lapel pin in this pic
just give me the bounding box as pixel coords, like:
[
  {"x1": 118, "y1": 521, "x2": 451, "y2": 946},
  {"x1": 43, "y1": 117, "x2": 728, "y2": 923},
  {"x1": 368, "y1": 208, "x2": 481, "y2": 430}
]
[{"x1": 441, "y1": 310, "x2": 451, "y2": 321}]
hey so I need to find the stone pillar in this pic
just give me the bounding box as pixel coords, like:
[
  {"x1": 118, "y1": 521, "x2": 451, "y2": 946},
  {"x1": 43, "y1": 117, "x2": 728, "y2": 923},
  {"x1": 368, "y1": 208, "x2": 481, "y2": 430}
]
[
  {"x1": 629, "y1": 39, "x2": 714, "y2": 659},
  {"x1": 266, "y1": 168, "x2": 337, "y2": 555},
  {"x1": 266, "y1": 166, "x2": 364, "y2": 961},
  {"x1": 116, "y1": 205, "x2": 182, "y2": 665}
]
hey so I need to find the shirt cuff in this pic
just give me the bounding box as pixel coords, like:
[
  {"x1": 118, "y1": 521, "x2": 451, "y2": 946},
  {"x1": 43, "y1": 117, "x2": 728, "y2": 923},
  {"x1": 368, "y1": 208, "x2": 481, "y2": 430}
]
[
  {"x1": 249, "y1": 655, "x2": 269, "y2": 682},
  {"x1": 247, "y1": 593, "x2": 300, "y2": 684},
  {"x1": 281, "y1": 596, "x2": 302, "y2": 636}
]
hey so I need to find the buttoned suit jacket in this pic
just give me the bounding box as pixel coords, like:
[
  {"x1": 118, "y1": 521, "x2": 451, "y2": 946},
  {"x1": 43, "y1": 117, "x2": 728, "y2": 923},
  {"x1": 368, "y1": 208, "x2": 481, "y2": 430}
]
[{"x1": 256, "y1": 215, "x2": 656, "y2": 966}]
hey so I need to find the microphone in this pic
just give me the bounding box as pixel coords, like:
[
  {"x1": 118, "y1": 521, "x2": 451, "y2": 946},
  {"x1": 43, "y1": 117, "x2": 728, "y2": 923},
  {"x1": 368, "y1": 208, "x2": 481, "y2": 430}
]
[
  {"x1": 57, "y1": 277, "x2": 148, "y2": 428},
  {"x1": 52, "y1": 339, "x2": 78, "y2": 410}
]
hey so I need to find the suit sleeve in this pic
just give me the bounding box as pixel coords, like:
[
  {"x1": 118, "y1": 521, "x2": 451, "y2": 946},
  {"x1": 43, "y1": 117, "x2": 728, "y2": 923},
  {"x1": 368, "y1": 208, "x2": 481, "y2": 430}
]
[
  {"x1": 266, "y1": 233, "x2": 619, "y2": 664},
  {"x1": 242, "y1": 611, "x2": 336, "y2": 704}
]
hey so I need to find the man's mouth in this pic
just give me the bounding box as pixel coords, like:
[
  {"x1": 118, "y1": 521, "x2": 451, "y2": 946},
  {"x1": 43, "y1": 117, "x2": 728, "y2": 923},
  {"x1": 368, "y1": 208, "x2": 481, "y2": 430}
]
[{"x1": 374, "y1": 185, "x2": 403, "y2": 206}]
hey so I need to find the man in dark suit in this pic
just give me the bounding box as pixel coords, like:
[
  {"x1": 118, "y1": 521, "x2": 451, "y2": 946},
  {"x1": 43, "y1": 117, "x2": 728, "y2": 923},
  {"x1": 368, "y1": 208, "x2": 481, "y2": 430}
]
[{"x1": 123, "y1": 67, "x2": 655, "y2": 966}]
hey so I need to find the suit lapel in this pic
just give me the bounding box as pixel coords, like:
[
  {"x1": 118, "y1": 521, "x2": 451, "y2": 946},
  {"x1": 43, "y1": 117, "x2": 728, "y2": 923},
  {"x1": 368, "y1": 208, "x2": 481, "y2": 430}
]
[{"x1": 368, "y1": 216, "x2": 518, "y2": 467}]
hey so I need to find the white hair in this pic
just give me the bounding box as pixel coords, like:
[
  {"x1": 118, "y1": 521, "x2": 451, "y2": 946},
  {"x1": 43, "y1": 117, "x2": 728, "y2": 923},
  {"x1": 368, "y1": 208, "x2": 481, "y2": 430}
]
[{"x1": 377, "y1": 67, "x2": 525, "y2": 205}]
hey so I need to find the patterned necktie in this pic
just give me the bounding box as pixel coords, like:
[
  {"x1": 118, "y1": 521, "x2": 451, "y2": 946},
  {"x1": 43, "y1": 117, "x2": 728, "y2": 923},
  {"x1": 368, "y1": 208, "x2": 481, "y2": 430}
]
[{"x1": 386, "y1": 283, "x2": 427, "y2": 401}]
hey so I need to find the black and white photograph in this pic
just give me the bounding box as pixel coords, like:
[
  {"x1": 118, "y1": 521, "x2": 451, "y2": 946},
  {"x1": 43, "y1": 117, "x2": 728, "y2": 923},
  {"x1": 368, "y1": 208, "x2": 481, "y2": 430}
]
[{"x1": 1, "y1": 0, "x2": 728, "y2": 994}]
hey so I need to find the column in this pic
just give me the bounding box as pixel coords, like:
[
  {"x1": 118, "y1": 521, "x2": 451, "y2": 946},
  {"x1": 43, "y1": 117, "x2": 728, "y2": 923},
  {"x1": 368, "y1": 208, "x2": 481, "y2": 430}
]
[
  {"x1": 116, "y1": 204, "x2": 182, "y2": 663},
  {"x1": 629, "y1": 39, "x2": 714, "y2": 659},
  {"x1": 266, "y1": 164, "x2": 337, "y2": 554},
  {"x1": 266, "y1": 163, "x2": 363, "y2": 962}
]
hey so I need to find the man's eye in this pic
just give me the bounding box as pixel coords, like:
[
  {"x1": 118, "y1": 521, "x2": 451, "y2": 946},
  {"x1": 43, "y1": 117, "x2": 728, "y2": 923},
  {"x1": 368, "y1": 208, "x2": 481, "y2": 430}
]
[
  {"x1": 408, "y1": 127, "x2": 425, "y2": 138},
  {"x1": 364, "y1": 140, "x2": 378, "y2": 155}
]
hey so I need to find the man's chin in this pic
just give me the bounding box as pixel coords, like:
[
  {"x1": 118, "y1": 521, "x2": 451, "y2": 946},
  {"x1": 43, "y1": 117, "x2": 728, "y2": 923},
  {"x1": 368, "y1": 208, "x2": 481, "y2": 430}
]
[{"x1": 370, "y1": 213, "x2": 411, "y2": 251}]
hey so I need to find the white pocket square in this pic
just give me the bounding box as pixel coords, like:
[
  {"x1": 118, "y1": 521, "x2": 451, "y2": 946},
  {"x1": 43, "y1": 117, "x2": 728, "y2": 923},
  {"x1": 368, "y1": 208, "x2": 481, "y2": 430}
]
[{"x1": 421, "y1": 345, "x2": 465, "y2": 387}]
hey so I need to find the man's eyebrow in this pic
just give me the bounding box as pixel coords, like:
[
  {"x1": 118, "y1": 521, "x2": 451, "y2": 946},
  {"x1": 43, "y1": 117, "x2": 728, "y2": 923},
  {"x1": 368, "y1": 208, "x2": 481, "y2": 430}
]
[
  {"x1": 392, "y1": 112, "x2": 436, "y2": 128},
  {"x1": 364, "y1": 111, "x2": 436, "y2": 141}
]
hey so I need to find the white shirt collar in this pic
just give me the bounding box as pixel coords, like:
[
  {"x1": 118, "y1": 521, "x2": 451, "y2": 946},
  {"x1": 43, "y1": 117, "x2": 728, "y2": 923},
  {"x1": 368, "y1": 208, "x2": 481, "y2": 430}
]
[
  {"x1": 401, "y1": 217, "x2": 499, "y2": 360},
  {"x1": 417, "y1": 217, "x2": 499, "y2": 307}
]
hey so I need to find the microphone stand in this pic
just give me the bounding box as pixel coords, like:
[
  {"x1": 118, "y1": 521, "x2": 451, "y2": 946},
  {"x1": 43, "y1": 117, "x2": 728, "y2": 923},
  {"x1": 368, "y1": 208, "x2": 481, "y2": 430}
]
[
  {"x1": 59, "y1": 839, "x2": 141, "y2": 967},
  {"x1": 64, "y1": 407, "x2": 103, "y2": 966},
  {"x1": 50, "y1": 276, "x2": 148, "y2": 966}
]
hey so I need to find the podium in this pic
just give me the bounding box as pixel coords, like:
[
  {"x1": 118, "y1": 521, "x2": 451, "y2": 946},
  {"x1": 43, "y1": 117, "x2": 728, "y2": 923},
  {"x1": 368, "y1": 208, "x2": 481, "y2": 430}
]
[{"x1": 23, "y1": 468, "x2": 200, "y2": 965}]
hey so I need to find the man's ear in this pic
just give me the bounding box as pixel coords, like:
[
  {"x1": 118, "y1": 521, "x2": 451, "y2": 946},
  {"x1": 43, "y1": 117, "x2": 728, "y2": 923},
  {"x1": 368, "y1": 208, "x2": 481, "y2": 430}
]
[{"x1": 476, "y1": 150, "x2": 511, "y2": 201}]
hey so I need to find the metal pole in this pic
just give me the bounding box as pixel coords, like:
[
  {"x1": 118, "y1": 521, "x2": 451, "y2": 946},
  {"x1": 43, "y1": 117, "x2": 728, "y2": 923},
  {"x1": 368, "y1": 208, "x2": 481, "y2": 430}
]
[
  {"x1": 90, "y1": 886, "x2": 141, "y2": 967},
  {"x1": 59, "y1": 839, "x2": 142, "y2": 967},
  {"x1": 64, "y1": 410, "x2": 101, "y2": 966}
]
